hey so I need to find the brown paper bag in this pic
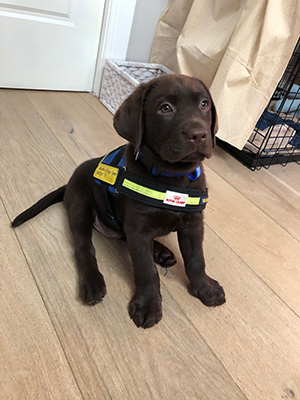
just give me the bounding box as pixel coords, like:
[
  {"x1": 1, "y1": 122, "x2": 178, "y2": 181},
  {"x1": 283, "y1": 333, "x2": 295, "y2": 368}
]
[{"x1": 151, "y1": 0, "x2": 300, "y2": 149}]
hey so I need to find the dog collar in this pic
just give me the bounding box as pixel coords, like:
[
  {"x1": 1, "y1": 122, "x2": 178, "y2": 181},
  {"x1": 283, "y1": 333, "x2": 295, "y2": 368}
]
[
  {"x1": 136, "y1": 150, "x2": 201, "y2": 181},
  {"x1": 93, "y1": 146, "x2": 208, "y2": 213}
]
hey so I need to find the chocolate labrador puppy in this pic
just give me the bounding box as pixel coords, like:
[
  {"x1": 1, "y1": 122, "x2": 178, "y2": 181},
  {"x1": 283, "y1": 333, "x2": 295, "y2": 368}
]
[{"x1": 12, "y1": 74, "x2": 225, "y2": 328}]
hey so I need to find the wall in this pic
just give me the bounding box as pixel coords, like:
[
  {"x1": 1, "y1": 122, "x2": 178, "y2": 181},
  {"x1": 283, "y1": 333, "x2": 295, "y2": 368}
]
[{"x1": 126, "y1": 0, "x2": 169, "y2": 62}]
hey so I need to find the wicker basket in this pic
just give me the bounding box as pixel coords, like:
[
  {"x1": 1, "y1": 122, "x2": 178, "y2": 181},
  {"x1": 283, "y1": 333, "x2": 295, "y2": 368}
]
[{"x1": 100, "y1": 60, "x2": 173, "y2": 114}]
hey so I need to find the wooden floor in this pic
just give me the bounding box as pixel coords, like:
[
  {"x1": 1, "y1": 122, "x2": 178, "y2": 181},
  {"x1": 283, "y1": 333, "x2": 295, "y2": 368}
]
[{"x1": 0, "y1": 89, "x2": 299, "y2": 400}]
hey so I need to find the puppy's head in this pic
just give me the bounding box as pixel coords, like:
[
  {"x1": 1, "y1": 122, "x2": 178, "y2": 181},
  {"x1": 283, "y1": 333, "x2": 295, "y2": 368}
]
[{"x1": 113, "y1": 74, "x2": 218, "y2": 166}]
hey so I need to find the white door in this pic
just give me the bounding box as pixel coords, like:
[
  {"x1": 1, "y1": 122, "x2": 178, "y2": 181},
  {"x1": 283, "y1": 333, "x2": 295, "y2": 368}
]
[{"x1": 0, "y1": 0, "x2": 105, "y2": 90}]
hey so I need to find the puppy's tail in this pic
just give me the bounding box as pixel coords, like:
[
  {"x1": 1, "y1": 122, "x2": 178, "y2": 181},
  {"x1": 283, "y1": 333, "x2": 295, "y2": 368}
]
[{"x1": 11, "y1": 185, "x2": 66, "y2": 228}]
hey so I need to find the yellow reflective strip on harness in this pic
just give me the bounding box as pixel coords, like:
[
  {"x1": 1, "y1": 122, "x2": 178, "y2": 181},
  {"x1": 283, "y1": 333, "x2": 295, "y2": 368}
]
[
  {"x1": 186, "y1": 196, "x2": 208, "y2": 205},
  {"x1": 93, "y1": 163, "x2": 119, "y2": 185},
  {"x1": 123, "y1": 179, "x2": 166, "y2": 200},
  {"x1": 122, "y1": 178, "x2": 207, "y2": 206},
  {"x1": 186, "y1": 197, "x2": 200, "y2": 205}
]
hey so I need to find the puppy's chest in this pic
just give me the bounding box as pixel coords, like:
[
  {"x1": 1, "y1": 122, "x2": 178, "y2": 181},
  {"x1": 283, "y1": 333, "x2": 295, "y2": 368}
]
[{"x1": 149, "y1": 208, "x2": 201, "y2": 236}]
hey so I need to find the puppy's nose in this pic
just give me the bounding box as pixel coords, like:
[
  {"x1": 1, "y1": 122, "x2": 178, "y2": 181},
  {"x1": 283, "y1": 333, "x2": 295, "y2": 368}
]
[{"x1": 185, "y1": 129, "x2": 208, "y2": 143}]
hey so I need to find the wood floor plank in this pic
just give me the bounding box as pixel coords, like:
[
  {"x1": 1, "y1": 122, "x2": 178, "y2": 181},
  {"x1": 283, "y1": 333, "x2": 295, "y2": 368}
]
[
  {"x1": 265, "y1": 160, "x2": 300, "y2": 194},
  {"x1": 0, "y1": 90, "x2": 245, "y2": 399},
  {"x1": 79, "y1": 93, "x2": 114, "y2": 127},
  {"x1": 0, "y1": 199, "x2": 82, "y2": 400},
  {"x1": 206, "y1": 146, "x2": 300, "y2": 241},
  {"x1": 158, "y1": 230, "x2": 300, "y2": 400},
  {"x1": 25, "y1": 91, "x2": 125, "y2": 165},
  {"x1": 0, "y1": 90, "x2": 76, "y2": 212},
  {"x1": 203, "y1": 165, "x2": 300, "y2": 315}
]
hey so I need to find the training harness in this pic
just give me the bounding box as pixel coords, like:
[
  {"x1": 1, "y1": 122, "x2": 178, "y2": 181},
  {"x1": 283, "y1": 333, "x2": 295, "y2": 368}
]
[{"x1": 93, "y1": 145, "x2": 209, "y2": 230}]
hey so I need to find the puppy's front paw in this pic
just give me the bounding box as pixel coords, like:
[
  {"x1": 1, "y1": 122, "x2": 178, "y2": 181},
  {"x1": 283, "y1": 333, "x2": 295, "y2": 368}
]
[
  {"x1": 79, "y1": 269, "x2": 107, "y2": 306},
  {"x1": 190, "y1": 275, "x2": 226, "y2": 307},
  {"x1": 129, "y1": 292, "x2": 162, "y2": 329}
]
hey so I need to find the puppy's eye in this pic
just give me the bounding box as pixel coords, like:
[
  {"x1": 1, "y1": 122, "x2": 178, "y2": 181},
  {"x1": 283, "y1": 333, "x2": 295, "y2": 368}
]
[
  {"x1": 200, "y1": 100, "x2": 209, "y2": 110},
  {"x1": 159, "y1": 103, "x2": 173, "y2": 114}
]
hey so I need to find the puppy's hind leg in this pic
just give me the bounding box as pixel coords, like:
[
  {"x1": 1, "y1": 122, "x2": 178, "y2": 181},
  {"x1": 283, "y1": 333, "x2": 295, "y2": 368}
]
[
  {"x1": 66, "y1": 200, "x2": 107, "y2": 306},
  {"x1": 153, "y1": 240, "x2": 176, "y2": 268}
]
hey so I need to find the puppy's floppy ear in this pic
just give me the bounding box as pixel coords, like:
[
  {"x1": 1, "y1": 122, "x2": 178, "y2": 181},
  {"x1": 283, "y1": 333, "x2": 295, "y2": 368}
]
[
  {"x1": 210, "y1": 98, "x2": 218, "y2": 147},
  {"x1": 199, "y1": 79, "x2": 218, "y2": 147},
  {"x1": 113, "y1": 82, "x2": 149, "y2": 155}
]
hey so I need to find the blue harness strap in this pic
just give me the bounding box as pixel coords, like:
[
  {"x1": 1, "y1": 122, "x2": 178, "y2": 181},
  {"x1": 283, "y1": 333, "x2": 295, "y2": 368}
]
[{"x1": 136, "y1": 151, "x2": 202, "y2": 180}]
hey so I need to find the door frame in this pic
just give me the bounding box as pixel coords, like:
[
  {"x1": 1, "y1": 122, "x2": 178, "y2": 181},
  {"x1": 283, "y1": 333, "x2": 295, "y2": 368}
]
[{"x1": 92, "y1": 0, "x2": 137, "y2": 96}]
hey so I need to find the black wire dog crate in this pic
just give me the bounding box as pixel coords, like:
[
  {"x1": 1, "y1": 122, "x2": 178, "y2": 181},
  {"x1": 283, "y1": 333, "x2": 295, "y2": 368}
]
[{"x1": 217, "y1": 39, "x2": 300, "y2": 170}]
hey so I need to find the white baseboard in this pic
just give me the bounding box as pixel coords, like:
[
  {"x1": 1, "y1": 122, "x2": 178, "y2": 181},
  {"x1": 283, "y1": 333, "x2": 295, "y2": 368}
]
[{"x1": 92, "y1": 0, "x2": 137, "y2": 97}]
